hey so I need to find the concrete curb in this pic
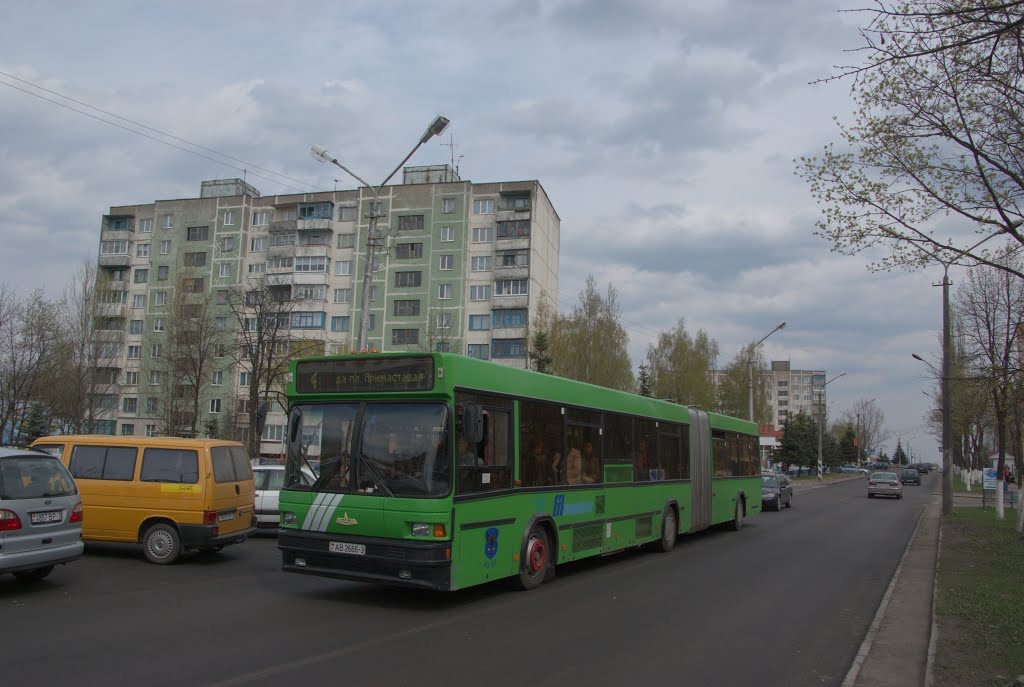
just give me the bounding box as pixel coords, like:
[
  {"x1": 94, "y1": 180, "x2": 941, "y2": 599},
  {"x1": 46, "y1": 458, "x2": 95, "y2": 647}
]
[{"x1": 841, "y1": 501, "x2": 930, "y2": 687}]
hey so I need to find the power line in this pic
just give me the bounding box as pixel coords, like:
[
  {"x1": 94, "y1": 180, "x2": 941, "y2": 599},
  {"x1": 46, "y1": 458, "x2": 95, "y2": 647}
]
[{"x1": 0, "y1": 71, "x2": 326, "y2": 194}]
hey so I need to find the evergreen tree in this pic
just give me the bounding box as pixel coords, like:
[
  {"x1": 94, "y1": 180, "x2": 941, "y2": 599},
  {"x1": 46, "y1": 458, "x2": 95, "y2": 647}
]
[
  {"x1": 839, "y1": 427, "x2": 858, "y2": 465},
  {"x1": 893, "y1": 439, "x2": 908, "y2": 466},
  {"x1": 637, "y1": 364, "x2": 652, "y2": 397},
  {"x1": 776, "y1": 412, "x2": 818, "y2": 475},
  {"x1": 528, "y1": 330, "x2": 553, "y2": 374},
  {"x1": 19, "y1": 402, "x2": 50, "y2": 444}
]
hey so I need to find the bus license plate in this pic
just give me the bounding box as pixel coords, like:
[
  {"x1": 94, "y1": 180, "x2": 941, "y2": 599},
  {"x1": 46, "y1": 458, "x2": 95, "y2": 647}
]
[
  {"x1": 31, "y1": 511, "x2": 63, "y2": 524},
  {"x1": 329, "y1": 542, "x2": 365, "y2": 556},
  {"x1": 217, "y1": 511, "x2": 236, "y2": 522}
]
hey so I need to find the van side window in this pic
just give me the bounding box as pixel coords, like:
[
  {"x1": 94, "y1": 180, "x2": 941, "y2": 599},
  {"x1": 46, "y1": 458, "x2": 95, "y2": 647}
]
[
  {"x1": 229, "y1": 446, "x2": 253, "y2": 481},
  {"x1": 211, "y1": 446, "x2": 254, "y2": 483},
  {"x1": 69, "y1": 445, "x2": 137, "y2": 481},
  {"x1": 141, "y1": 448, "x2": 199, "y2": 484}
]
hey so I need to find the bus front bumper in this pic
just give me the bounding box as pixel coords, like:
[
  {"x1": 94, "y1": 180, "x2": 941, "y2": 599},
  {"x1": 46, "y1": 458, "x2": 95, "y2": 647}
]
[{"x1": 278, "y1": 530, "x2": 452, "y2": 591}]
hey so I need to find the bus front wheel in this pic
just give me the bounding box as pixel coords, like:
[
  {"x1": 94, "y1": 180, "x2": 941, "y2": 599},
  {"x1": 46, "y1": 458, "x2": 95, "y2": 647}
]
[
  {"x1": 514, "y1": 526, "x2": 550, "y2": 591},
  {"x1": 728, "y1": 500, "x2": 744, "y2": 531}
]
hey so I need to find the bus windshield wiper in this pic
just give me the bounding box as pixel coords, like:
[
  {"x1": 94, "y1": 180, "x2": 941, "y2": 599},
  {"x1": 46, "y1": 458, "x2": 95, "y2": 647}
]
[{"x1": 357, "y1": 453, "x2": 393, "y2": 497}]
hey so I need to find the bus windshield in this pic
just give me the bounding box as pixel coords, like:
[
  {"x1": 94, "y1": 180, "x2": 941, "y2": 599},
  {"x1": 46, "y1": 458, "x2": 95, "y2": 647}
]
[{"x1": 285, "y1": 402, "x2": 451, "y2": 497}]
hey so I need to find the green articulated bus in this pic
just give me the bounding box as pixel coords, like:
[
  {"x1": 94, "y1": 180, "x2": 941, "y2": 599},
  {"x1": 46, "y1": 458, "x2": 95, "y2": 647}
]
[{"x1": 277, "y1": 352, "x2": 761, "y2": 591}]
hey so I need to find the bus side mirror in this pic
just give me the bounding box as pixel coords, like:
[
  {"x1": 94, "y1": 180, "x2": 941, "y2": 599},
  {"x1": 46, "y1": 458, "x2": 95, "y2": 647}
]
[
  {"x1": 256, "y1": 402, "x2": 268, "y2": 436},
  {"x1": 462, "y1": 401, "x2": 483, "y2": 443},
  {"x1": 289, "y1": 407, "x2": 303, "y2": 443}
]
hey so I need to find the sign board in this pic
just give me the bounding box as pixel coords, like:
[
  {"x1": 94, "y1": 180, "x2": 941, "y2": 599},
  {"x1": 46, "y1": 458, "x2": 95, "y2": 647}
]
[
  {"x1": 295, "y1": 357, "x2": 435, "y2": 394},
  {"x1": 982, "y1": 467, "x2": 999, "y2": 490}
]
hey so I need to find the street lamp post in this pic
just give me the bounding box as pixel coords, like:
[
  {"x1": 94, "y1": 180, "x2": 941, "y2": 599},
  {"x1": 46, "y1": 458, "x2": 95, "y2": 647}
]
[
  {"x1": 748, "y1": 321, "x2": 786, "y2": 422},
  {"x1": 817, "y1": 371, "x2": 846, "y2": 481},
  {"x1": 311, "y1": 115, "x2": 450, "y2": 352}
]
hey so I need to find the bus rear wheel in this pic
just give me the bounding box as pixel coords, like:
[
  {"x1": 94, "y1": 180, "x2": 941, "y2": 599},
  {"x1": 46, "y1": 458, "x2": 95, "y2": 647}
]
[
  {"x1": 728, "y1": 500, "x2": 744, "y2": 531},
  {"x1": 657, "y1": 508, "x2": 677, "y2": 552},
  {"x1": 514, "y1": 526, "x2": 550, "y2": 591}
]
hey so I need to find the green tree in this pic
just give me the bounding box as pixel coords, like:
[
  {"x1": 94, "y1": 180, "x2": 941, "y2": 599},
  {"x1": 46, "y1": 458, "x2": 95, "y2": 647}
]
[
  {"x1": 776, "y1": 411, "x2": 818, "y2": 476},
  {"x1": 716, "y1": 343, "x2": 770, "y2": 422},
  {"x1": 637, "y1": 363, "x2": 652, "y2": 397},
  {"x1": 645, "y1": 318, "x2": 718, "y2": 408},
  {"x1": 529, "y1": 330, "x2": 553, "y2": 374},
  {"x1": 548, "y1": 276, "x2": 633, "y2": 391},
  {"x1": 893, "y1": 439, "x2": 908, "y2": 466},
  {"x1": 19, "y1": 402, "x2": 50, "y2": 444},
  {"x1": 838, "y1": 426, "x2": 859, "y2": 465}
]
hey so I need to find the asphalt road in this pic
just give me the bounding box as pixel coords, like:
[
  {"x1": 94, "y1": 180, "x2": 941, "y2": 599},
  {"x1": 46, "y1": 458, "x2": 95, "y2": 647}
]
[{"x1": 0, "y1": 474, "x2": 935, "y2": 687}]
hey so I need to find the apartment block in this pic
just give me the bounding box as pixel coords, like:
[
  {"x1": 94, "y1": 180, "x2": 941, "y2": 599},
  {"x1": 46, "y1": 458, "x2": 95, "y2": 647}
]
[
  {"x1": 763, "y1": 361, "x2": 827, "y2": 429},
  {"x1": 93, "y1": 168, "x2": 560, "y2": 455}
]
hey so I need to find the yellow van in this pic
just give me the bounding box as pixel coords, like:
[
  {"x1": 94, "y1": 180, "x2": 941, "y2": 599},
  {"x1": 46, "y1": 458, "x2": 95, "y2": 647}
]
[{"x1": 30, "y1": 436, "x2": 255, "y2": 565}]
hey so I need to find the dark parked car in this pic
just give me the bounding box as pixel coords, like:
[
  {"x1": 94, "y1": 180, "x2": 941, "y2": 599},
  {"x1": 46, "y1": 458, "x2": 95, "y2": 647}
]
[
  {"x1": 900, "y1": 468, "x2": 922, "y2": 485},
  {"x1": 761, "y1": 474, "x2": 793, "y2": 511}
]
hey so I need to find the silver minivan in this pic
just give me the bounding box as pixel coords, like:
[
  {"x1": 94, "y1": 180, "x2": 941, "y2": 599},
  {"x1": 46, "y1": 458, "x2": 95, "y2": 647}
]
[{"x1": 0, "y1": 447, "x2": 84, "y2": 581}]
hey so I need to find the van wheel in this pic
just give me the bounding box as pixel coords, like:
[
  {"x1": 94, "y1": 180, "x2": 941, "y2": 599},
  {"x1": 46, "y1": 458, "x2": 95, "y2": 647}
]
[
  {"x1": 13, "y1": 565, "x2": 54, "y2": 582},
  {"x1": 143, "y1": 523, "x2": 182, "y2": 565},
  {"x1": 728, "y1": 500, "x2": 744, "y2": 531},
  {"x1": 513, "y1": 526, "x2": 550, "y2": 591}
]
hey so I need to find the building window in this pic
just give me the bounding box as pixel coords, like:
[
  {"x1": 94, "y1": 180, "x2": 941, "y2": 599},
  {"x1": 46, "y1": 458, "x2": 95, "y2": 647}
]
[
  {"x1": 330, "y1": 316, "x2": 351, "y2": 333},
  {"x1": 183, "y1": 277, "x2": 205, "y2": 292},
  {"x1": 122, "y1": 397, "x2": 138, "y2": 413},
  {"x1": 139, "y1": 218, "x2": 153, "y2": 233},
  {"x1": 441, "y1": 198, "x2": 456, "y2": 214},
  {"x1": 215, "y1": 316, "x2": 227, "y2": 331},
  {"x1": 333, "y1": 288, "x2": 353, "y2": 304},
  {"x1": 492, "y1": 338, "x2": 526, "y2": 358},
  {"x1": 151, "y1": 343, "x2": 162, "y2": 358},
  {"x1": 267, "y1": 257, "x2": 293, "y2": 270},
  {"x1": 467, "y1": 343, "x2": 489, "y2": 359},
  {"x1": 468, "y1": 314, "x2": 490, "y2": 330},
  {"x1": 502, "y1": 195, "x2": 530, "y2": 210},
  {"x1": 398, "y1": 215, "x2": 425, "y2": 231},
  {"x1": 335, "y1": 260, "x2": 353, "y2": 276},
  {"x1": 369, "y1": 286, "x2": 378, "y2": 302},
  {"x1": 125, "y1": 371, "x2": 139, "y2": 386},
  {"x1": 153, "y1": 318, "x2": 165, "y2": 332},
  {"x1": 121, "y1": 424, "x2": 135, "y2": 436},
  {"x1": 156, "y1": 265, "x2": 168, "y2": 281},
  {"x1": 149, "y1": 371, "x2": 160, "y2": 386},
  {"x1": 100, "y1": 240, "x2": 129, "y2": 255},
  {"x1": 248, "y1": 263, "x2": 266, "y2": 274},
  {"x1": 224, "y1": 210, "x2": 236, "y2": 226},
  {"x1": 129, "y1": 319, "x2": 143, "y2": 335},
  {"x1": 295, "y1": 256, "x2": 328, "y2": 272},
  {"x1": 291, "y1": 311, "x2": 326, "y2": 328},
  {"x1": 473, "y1": 199, "x2": 495, "y2": 215},
  {"x1": 438, "y1": 226, "x2": 454, "y2": 242},
  {"x1": 187, "y1": 226, "x2": 210, "y2": 241},
  {"x1": 101, "y1": 290, "x2": 128, "y2": 304},
  {"x1": 439, "y1": 255, "x2": 453, "y2": 271},
  {"x1": 132, "y1": 294, "x2": 146, "y2": 309},
  {"x1": 219, "y1": 263, "x2": 231, "y2": 278},
  {"x1": 394, "y1": 300, "x2": 420, "y2": 316},
  {"x1": 294, "y1": 285, "x2": 325, "y2": 300},
  {"x1": 391, "y1": 328, "x2": 419, "y2": 345},
  {"x1": 127, "y1": 345, "x2": 141, "y2": 359},
  {"x1": 210, "y1": 399, "x2": 221, "y2": 414},
  {"x1": 161, "y1": 214, "x2": 174, "y2": 229},
  {"x1": 497, "y1": 250, "x2": 529, "y2": 267},
  {"x1": 155, "y1": 292, "x2": 167, "y2": 306},
  {"x1": 470, "y1": 285, "x2": 492, "y2": 300},
  {"x1": 299, "y1": 202, "x2": 333, "y2": 219},
  {"x1": 394, "y1": 271, "x2": 422, "y2": 287},
  {"x1": 338, "y1": 206, "x2": 357, "y2": 222},
  {"x1": 438, "y1": 283, "x2": 452, "y2": 300},
  {"x1": 472, "y1": 227, "x2": 494, "y2": 243},
  {"x1": 185, "y1": 252, "x2": 207, "y2": 267},
  {"x1": 262, "y1": 424, "x2": 283, "y2": 442},
  {"x1": 496, "y1": 220, "x2": 530, "y2": 238},
  {"x1": 367, "y1": 314, "x2": 377, "y2": 331},
  {"x1": 471, "y1": 256, "x2": 492, "y2": 271},
  {"x1": 337, "y1": 233, "x2": 355, "y2": 248},
  {"x1": 145, "y1": 424, "x2": 157, "y2": 437},
  {"x1": 211, "y1": 371, "x2": 223, "y2": 386},
  {"x1": 222, "y1": 237, "x2": 234, "y2": 252},
  {"x1": 493, "y1": 308, "x2": 528, "y2": 327},
  {"x1": 135, "y1": 243, "x2": 150, "y2": 258},
  {"x1": 436, "y1": 312, "x2": 452, "y2": 329},
  {"x1": 396, "y1": 243, "x2": 423, "y2": 259},
  {"x1": 270, "y1": 233, "x2": 294, "y2": 248},
  {"x1": 214, "y1": 344, "x2": 226, "y2": 358},
  {"x1": 160, "y1": 240, "x2": 171, "y2": 255},
  {"x1": 252, "y1": 210, "x2": 269, "y2": 226},
  {"x1": 250, "y1": 237, "x2": 268, "y2": 252},
  {"x1": 239, "y1": 371, "x2": 251, "y2": 386},
  {"x1": 495, "y1": 279, "x2": 528, "y2": 296}
]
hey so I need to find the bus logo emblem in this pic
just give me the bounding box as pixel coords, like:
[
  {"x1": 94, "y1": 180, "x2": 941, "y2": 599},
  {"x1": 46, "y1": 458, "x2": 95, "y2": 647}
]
[
  {"x1": 553, "y1": 495, "x2": 566, "y2": 516},
  {"x1": 336, "y1": 512, "x2": 358, "y2": 526},
  {"x1": 484, "y1": 527, "x2": 499, "y2": 559}
]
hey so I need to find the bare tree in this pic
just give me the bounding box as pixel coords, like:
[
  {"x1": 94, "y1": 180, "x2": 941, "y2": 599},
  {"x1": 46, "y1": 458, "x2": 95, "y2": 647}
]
[
  {"x1": 419, "y1": 297, "x2": 463, "y2": 354},
  {"x1": 954, "y1": 248, "x2": 1024, "y2": 519},
  {"x1": 0, "y1": 287, "x2": 61, "y2": 442},
  {"x1": 799, "y1": 0, "x2": 1024, "y2": 279},
  {"x1": 842, "y1": 398, "x2": 889, "y2": 459}
]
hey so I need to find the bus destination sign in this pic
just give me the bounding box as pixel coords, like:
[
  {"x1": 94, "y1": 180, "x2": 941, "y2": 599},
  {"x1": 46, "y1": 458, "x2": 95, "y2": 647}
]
[{"x1": 295, "y1": 358, "x2": 435, "y2": 394}]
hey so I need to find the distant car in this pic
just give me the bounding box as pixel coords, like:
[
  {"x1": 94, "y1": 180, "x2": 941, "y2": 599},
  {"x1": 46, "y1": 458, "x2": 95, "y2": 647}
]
[
  {"x1": 253, "y1": 465, "x2": 315, "y2": 529},
  {"x1": 912, "y1": 463, "x2": 929, "y2": 474},
  {"x1": 840, "y1": 465, "x2": 869, "y2": 475},
  {"x1": 761, "y1": 474, "x2": 793, "y2": 511},
  {"x1": 900, "y1": 468, "x2": 922, "y2": 486},
  {"x1": 0, "y1": 447, "x2": 84, "y2": 581},
  {"x1": 868, "y1": 471, "x2": 903, "y2": 499}
]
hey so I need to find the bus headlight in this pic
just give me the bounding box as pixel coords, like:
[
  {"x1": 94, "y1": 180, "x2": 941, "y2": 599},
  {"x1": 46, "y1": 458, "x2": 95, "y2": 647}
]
[
  {"x1": 282, "y1": 512, "x2": 297, "y2": 526},
  {"x1": 411, "y1": 523, "x2": 430, "y2": 537}
]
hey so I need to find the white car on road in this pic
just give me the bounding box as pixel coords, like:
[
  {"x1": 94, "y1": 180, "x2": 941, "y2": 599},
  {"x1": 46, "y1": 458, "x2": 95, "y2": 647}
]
[{"x1": 253, "y1": 465, "x2": 315, "y2": 529}]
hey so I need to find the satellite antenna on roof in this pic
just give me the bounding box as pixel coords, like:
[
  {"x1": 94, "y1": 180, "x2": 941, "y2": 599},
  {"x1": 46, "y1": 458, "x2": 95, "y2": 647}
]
[{"x1": 441, "y1": 132, "x2": 462, "y2": 178}]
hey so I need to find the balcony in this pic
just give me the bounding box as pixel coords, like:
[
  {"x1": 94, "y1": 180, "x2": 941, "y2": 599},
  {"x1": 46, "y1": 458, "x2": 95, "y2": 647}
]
[
  {"x1": 93, "y1": 329, "x2": 125, "y2": 341},
  {"x1": 268, "y1": 243, "x2": 295, "y2": 257},
  {"x1": 99, "y1": 254, "x2": 132, "y2": 268},
  {"x1": 492, "y1": 325, "x2": 527, "y2": 339},
  {"x1": 494, "y1": 265, "x2": 529, "y2": 279},
  {"x1": 267, "y1": 261, "x2": 293, "y2": 274},
  {"x1": 265, "y1": 273, "x2": 293, "y2": 286},
  {"x1": 270, "y1": 219, "x2": 297, "y2": 233},
  {"x1": 96, "y1": 303, "x2": 127, "y2": 318},
  {"x1": 491, "y1": 294, "x2": 529, "y2": 309},
  {"x1": 296, "y1": 243, "x2": 331, "y2": 258},
  {"x1": 292, "y1": 272, "x2": 328, "y2": 285},
  {"x1": 494, "y1": 237, "x2": 530, "y2": 251},
  {"x1": 297, "y1": 217, "x2": 333, "y2": 232},
  {"x1": 496, "y1": 209, "x2": 530, "y2": 223}
]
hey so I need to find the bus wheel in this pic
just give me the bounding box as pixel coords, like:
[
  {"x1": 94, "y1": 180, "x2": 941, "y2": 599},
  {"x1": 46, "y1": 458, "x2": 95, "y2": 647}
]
[
  {"x1": 515, "y1": 526, "x2": 550, "y2": 591},
  {"x1": 728, "y1": 500, "x2": 744, "y2": 531},
  {"x1": 657, "y1": 508, "x2": 677, "y2": 553}
]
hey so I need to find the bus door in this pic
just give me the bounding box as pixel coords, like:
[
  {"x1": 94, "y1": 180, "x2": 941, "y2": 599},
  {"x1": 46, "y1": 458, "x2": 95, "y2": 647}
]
[{"x1": 688, "y1": 408, "x2": 712, "y2": 532}]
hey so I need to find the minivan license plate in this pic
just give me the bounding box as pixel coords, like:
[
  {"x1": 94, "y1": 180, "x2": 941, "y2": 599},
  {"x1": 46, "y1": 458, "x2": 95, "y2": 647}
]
[
  {"x1": 329, "y1": 542, "x2": 365, "y2": 556},
  {"x1": 30, "y1": 511, "x2": 62, "y2": 524}
]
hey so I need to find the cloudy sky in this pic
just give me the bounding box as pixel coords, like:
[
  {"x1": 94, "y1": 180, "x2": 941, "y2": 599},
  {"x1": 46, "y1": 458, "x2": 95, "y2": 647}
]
[{"x1": 0, "y1": 0, "x2": 954, "y2": 458}]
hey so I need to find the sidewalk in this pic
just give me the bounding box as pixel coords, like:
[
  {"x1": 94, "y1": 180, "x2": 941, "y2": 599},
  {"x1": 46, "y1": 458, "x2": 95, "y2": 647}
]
[{"x1": 845, "y1": 492, "x2": 941, "y2": 687}]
